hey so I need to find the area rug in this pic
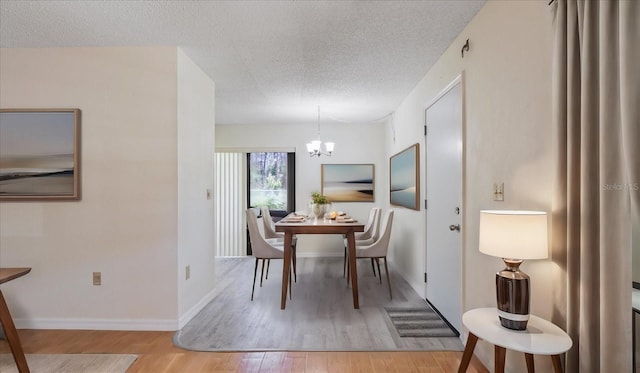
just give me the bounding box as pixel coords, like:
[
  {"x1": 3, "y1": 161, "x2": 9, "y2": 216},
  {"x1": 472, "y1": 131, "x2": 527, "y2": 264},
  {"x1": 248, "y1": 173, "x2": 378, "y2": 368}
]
[
  {"x1": 0, "y1": 354, "x2": 137, "y2": 373},
  {"x1": 385, "y1": 305, "x2": 458, "y2": 337},
  {"x1": 173, "y1": 257, "x2": 463, "y2": 352}
]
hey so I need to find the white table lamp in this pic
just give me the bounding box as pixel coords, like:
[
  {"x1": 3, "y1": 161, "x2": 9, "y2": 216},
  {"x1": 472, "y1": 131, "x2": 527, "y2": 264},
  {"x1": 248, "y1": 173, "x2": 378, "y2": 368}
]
[{"x1": 479, "y1": 210, "x2": 548, "y2": 330}]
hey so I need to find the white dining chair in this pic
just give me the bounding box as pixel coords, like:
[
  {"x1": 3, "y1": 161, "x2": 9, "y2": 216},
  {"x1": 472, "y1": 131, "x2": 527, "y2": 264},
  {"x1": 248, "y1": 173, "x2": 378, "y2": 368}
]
[
  {"x1": 347, "y1": 209, "x2": 394, "y2": 299},
  {"x1": 343, "y1": 207, "x2": 381, "y2": 277},
  {"x1": 260, "y1": 207, "x2": 297, "y2": 282},
  {"x1": 260, "y1": 207, "x2": 283, "y2": 239},
  {"x1": 355, "y1": 207, "x2": 381, "y2": 241},
  {"x1": 343, "y1": 208, "x2": 383, "y2": 280},
  {"x1": 353, "y1": 208, "x2": 382, "y2": 246},
  {"x1": 246, "y1": 208, "x2": 293, "y2": 301}
]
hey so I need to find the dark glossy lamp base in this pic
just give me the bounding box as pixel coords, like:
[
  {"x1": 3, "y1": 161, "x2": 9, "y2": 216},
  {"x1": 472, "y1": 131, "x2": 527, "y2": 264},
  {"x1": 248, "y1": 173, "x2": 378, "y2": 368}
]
[{"x1": 496, "y1": 258, "x2": 530, "y2": 331}]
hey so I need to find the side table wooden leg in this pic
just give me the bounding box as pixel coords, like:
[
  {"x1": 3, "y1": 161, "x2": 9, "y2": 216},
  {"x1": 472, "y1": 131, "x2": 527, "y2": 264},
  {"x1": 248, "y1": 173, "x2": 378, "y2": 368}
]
[
  {"x1": 525, "y1": 353, "x2": 535, "y2": 372},
  {"x1": 551, "y1": 355, "x2": 564, "y2": 373},
  {"x1": 457, "y1": 332, "x2": 478, "y2": 372},
  {"x1": 495, "y1": 345, "x2": 506, "y2": 373},
  {"x1": 0, "y1": 290, "x2": 30, "y2": 373}
]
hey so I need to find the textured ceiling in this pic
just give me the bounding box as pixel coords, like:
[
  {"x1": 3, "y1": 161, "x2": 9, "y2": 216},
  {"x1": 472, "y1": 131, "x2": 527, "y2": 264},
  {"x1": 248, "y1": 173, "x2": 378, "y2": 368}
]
[{"x1": 0, "y1": 1, "x2": 485, "y2": 126}]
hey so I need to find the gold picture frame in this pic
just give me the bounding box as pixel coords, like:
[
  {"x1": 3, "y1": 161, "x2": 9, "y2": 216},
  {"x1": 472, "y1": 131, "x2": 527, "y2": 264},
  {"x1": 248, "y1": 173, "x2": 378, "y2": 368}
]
[
  {"x1": 0, "y1": 108, "x2": 81, "y2": 201},
  {"x1": 390, "y1": 143, "x2": 420, "y2": 210},
  {"x1": 321, "y1": 164, "x2": 375, "y2": 202}
]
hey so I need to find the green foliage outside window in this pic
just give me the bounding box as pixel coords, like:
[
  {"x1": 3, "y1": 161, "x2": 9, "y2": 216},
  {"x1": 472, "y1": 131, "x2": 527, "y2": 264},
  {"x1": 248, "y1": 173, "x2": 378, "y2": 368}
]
[{"x1": 249, "y1": 152, "x2": 288, "y2": 210}]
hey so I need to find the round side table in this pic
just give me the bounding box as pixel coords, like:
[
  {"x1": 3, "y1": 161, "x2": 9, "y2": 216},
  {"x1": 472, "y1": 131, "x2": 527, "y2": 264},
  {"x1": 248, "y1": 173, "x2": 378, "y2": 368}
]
[{"x1": 458, "y1": 308, "x2": 572, "y2": 373}]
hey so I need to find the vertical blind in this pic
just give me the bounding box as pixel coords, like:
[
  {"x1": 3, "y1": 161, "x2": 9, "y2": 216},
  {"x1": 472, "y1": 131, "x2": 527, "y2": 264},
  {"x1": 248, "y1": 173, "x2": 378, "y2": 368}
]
[{"x1": 215, "y1": 152, "x2": 245, "y2": 257}]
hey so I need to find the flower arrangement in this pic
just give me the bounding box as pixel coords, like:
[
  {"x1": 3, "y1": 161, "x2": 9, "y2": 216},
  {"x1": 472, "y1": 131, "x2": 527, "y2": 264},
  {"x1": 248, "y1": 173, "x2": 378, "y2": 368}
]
[
  {"x1": 310, "y1": 192, "x2": 330, "y2": 218},
  {"x1": 311, "y1": 191, "x2": 328, "y2": 205}
]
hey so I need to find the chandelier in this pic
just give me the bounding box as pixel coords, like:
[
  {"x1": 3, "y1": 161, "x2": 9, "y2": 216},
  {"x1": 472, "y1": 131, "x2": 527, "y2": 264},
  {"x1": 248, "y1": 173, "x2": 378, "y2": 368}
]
[{"x1": 306, "y1": 106, "x2": 335, "y2": 157}]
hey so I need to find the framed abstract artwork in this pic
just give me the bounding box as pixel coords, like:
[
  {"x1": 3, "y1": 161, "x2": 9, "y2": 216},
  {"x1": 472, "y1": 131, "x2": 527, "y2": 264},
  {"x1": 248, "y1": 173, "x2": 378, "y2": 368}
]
[
  {"x1": 0, "y1": 108, "x2": 81, "y2": 201},
  {"x1": 321, "y1": 164, "x2": 374, "y2": 202},
  {"x1": 390, "y1": 143, "x2": 420, "y2": 210}
]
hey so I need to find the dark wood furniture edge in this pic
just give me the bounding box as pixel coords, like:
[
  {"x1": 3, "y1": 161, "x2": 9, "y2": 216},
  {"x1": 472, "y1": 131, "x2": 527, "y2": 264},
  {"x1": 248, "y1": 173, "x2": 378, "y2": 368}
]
[
  {"x1": 457, "y1": 332, "x2": 478, "y2": 372},
  {"x1": 525, "y1": 353, "x2": 535, "y2": 372},
  {"x1": 458, "y1": 330, "x2": 565, "y2": 373},
  {"x1": 0, "y1": 268, "x2": 32, "y2": 284},
  {"x1": 0, "y1": 267, "x2": 32, "y2": 372},
  {"x1": 346, "y1": 232, "x2": 359, "y2": 309}
]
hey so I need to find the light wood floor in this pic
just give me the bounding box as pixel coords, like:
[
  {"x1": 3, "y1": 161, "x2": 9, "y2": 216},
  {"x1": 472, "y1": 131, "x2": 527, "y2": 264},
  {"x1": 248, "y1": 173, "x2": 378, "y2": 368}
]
[
  {"x1": 1, "y1": 329, "x2": 488, "y2": 372},
  {"x1": 176, "y1": 258, "x2": 462, "y2": 351}
]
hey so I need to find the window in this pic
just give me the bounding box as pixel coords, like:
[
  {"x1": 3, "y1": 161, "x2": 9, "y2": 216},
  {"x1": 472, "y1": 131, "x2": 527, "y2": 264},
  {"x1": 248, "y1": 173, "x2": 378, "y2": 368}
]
[
  {"x1": 247, "y1": 152, "x2": 295, "y2": 213},
  {"x1": 214, "y1": 151, "x2": 295, "y2": 257},
  {"x1": 246, "y1": 152, "x2": 295, "y2": 256}
]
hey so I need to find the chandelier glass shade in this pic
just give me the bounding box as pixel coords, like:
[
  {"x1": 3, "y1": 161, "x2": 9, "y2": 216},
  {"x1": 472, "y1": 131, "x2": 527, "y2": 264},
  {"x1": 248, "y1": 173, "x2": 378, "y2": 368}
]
[{"x1": 306, "y1": 107, "x2": 334, "y2": 157}]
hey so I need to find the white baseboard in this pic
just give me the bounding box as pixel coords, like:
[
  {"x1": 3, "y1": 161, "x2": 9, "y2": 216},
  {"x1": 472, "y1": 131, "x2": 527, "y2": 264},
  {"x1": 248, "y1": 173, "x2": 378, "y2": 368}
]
[
  {"x1": 178, "y1": 287, "x2": 217, "y2": 329},
  {"x1": 12, "y1": 257, "x2": 362, "y2": 332},
  {"x1": 12, "y1": 288, "x2": 219, "y2": 332},
  {"x1": 14, "y1": 317, "x2": 178, "y2": 331}
]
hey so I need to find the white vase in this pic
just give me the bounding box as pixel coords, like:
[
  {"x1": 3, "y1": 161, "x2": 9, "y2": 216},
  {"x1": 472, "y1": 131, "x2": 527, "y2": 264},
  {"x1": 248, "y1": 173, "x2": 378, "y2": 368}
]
[{"x1": 311, "y1": 203, "x2": 330, "y2": 219}]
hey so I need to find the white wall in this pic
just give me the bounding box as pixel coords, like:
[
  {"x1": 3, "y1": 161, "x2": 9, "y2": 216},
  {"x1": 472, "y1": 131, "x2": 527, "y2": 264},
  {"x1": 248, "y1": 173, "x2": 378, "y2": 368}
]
[
  {"x1": 176, "y1": 49, "x2": 217, "y2": 326},
  {"x1": 0, "y1": 4, "x2": 567, "y2": 368},
  {"x1": 0, "y1": 47, "x2": 212, "y2": 331},
  {"x1": 388, "y1": 2, "x2": 557, "y2": 371},
  {"x1": 216, "y1": 121, "x2": 387, "y2": 256}
]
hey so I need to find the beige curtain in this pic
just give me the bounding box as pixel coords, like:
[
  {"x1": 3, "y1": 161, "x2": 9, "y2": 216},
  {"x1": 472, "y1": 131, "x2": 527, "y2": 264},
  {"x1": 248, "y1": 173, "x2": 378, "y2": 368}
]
[{"x1": 551, "y1": 0, "x2": 640, "y2": 372}]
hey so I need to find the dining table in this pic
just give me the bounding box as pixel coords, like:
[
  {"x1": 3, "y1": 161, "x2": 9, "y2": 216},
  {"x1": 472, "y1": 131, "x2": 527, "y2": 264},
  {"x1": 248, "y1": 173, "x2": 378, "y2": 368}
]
[{"x1": 275, "y1": 214, "x2": 365, "y2": 309}]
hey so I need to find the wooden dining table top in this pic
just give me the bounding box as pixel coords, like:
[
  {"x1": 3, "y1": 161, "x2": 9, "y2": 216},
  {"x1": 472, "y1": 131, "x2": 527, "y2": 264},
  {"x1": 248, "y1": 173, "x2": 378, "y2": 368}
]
[
  {"x1": 0, "y1": 268, "x2": 32, "y2": 285},
  {"x1": 275, "y1": 215, "x2": 365, "y2": 233}
]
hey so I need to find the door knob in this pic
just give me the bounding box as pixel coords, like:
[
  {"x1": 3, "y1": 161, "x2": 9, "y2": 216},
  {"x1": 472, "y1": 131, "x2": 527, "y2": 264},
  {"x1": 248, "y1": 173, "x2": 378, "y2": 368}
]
[{"x1": 449, "y1": 224, "x2": 461, "y2": 232}]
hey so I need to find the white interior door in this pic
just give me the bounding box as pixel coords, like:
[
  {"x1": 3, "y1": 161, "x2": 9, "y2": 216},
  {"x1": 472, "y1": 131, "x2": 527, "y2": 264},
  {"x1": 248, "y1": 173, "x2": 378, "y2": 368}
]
[{"x1": 425, "y1": 77, "x2": 463, "y2": 334}]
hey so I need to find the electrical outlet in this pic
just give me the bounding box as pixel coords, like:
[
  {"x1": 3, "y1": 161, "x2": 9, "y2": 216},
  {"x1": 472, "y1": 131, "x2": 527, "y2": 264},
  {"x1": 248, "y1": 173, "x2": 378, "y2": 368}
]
[
  {"x1": 493, "y1": 182, "x2": 504, "y2": 201},
  {"x1": 186, "y1": 265, "x2": 190, "y2": 280},
  {"x1": 93, "y1": 272, "x2": 101, "y2": 286}
]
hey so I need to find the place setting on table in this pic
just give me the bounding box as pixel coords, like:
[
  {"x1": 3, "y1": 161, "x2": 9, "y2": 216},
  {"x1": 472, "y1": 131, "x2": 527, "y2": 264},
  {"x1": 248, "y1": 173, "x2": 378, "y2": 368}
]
[
  {"x1": 279, "y1": 210, "x2": 358, "y2": 224},
  {"x1": 331, "y1": 211, "x2": 357, "y2": 223},
  {"x1": 280, "y1": 214, "x2": 306, "y2": 223}
]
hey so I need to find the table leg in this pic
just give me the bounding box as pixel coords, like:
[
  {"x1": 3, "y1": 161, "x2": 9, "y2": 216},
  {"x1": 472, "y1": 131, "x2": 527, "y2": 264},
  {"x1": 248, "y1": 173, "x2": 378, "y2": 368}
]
[
  {"x1": 457, "y1": 332, "x2": 478, "y2": 372},
  {"x1": 0, "y1": 290, "x2": 30, "y2": 373},
  {"x1": 280, "y1": 232, "x2": 293, "y2": 309},
  {"x1": 346, "y1": 232, "x2": 359, "y2": 309},
  {"x1": 495, "y1": 345, "x2": 506, "y2": 373},
  {"x1": 525, "y1": 353, "x2": 535, "y2": 372},
  {"x1": 551, "y1": 355, "x2": 563, "y2": 373}
]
